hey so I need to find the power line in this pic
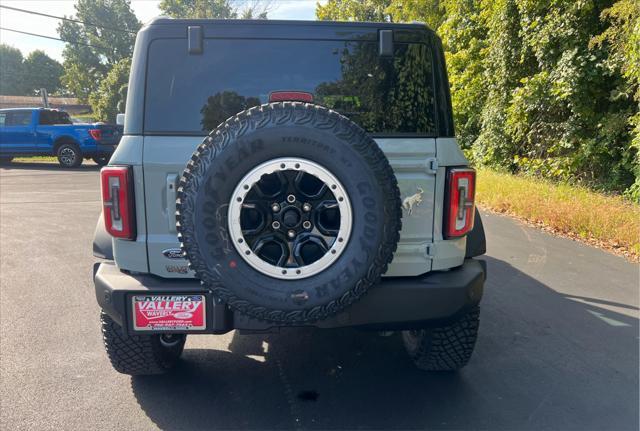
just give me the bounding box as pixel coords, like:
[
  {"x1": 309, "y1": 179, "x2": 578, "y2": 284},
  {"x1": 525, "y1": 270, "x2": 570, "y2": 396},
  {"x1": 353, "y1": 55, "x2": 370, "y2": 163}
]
[
  {"x1": 0, "y1": 27, "x2": 113, "y2": 51},
  {"x1": 0, "y1": 4, "x2": 136, "y2": 34}
]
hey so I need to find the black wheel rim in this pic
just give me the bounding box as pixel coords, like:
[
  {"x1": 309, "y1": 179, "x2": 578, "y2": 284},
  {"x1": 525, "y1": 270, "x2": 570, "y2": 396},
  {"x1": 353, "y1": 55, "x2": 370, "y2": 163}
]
[{"x1": 228, "y1": 158, "x2": 352, "y2": 280}]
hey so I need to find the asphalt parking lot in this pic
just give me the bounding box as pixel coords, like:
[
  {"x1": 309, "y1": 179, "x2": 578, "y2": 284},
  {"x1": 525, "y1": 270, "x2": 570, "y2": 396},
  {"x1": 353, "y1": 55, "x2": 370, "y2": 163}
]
[{"x1": 0, "y1": 162, "x2": 638, "y2": 430}]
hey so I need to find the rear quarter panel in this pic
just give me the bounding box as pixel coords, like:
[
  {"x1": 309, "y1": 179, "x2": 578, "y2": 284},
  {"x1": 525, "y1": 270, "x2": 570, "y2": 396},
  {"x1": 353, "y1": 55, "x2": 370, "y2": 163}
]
[
  {"x1": 431, "y1": 137, "x2": 468, "y2": 270},
  {"x1": 109, "y1": 135, "x2": 149, "y2": 272}
]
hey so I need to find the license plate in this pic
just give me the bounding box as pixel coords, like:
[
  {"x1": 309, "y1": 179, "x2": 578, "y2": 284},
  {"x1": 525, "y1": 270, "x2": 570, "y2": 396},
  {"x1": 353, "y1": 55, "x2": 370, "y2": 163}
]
[{"x1": 132, "y1": 295, "x2": 206, "y2": 331}]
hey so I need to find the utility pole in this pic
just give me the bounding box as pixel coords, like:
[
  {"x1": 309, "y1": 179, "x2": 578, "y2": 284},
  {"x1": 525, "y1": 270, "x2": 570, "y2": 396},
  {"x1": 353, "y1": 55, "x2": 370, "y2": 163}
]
[{"x1": 40, "y1": 88, "x2": 49, "y2": 108}]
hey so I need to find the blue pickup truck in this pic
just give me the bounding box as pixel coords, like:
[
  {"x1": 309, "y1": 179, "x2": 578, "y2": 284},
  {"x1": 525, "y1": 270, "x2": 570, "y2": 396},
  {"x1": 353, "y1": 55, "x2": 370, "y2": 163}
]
[{"x1": 0, "y1": 108, "x2": 121, "y2": 167}]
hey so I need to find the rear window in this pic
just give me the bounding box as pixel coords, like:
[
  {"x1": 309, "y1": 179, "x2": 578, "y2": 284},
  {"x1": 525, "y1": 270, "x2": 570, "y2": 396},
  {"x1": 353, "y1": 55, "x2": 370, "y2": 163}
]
[
  {"x1": 144, "y1": 38, "x2": 436, "y2": 135},
  {"x1": 39, "y1": 110, "x2": 72, "y2": 125}
]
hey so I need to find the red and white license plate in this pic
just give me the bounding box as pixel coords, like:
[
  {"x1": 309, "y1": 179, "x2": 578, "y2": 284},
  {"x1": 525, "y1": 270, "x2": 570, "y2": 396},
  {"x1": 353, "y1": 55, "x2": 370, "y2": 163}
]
[{"x1": 132, "y1": 295, "x2": 206, "y2": 331}]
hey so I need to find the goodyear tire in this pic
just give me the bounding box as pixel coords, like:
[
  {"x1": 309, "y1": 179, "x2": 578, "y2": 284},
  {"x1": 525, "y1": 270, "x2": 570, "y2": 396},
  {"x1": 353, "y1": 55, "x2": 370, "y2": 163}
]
[
  {"x1": 101, "y1": 312, "x2": 186, "y2": 375},
  {"x1": 177, "y1": 102, "x2": 402, "y2": 324},
  {"x1": 402, "y1": 307, "x2": 480, "y2": 371}
]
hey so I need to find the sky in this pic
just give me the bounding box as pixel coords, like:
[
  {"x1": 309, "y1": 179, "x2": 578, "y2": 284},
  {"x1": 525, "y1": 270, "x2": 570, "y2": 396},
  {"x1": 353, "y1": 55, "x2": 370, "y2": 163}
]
[{"x1": 0, "y1": 0, "x2": 320, "y2": 61}]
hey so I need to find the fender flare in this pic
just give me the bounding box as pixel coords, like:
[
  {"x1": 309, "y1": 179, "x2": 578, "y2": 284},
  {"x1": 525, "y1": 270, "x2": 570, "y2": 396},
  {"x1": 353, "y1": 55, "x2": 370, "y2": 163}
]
[{"x1": 465, "y1": 208, "x2": 486, "y2": 258}]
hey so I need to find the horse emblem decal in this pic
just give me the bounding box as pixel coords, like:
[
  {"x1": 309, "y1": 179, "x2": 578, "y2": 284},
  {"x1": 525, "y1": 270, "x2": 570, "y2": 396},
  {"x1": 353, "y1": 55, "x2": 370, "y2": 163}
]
[{"x1": 402, "y1": 187, "x2": 424, "y2": 216}]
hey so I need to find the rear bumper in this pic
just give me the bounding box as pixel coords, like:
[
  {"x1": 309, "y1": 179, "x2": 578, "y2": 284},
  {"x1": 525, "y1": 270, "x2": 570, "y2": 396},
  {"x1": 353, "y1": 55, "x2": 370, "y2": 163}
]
[{"x1": 94, "y1": 258, "x2": 485, "y2": 334}]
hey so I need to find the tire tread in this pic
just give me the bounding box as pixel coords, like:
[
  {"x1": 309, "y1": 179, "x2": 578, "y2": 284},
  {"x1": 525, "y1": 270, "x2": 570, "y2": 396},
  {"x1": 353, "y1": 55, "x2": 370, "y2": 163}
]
[
  {"x1": 101, "y1": 312, "x2": 184, "y2": 375},
  {"x1": 403, "y1": 307, "x2": 480, "y2": 371}
]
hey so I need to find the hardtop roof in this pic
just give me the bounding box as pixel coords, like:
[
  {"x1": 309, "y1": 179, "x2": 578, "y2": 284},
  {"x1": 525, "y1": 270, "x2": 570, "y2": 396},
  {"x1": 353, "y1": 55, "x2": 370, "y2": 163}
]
[
  {"x1": 144, "y1": 18, "x2": 433, "y2": 32},
  {"x1": 138, "y1": 18, "x2": 437, "y2": 45}
]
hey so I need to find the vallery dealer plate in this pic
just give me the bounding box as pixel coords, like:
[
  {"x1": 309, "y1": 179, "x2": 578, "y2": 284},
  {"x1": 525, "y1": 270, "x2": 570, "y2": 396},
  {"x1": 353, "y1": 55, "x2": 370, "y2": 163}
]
[{"x1": 132, "y1": 295, "x2": 206, "y2": 331}]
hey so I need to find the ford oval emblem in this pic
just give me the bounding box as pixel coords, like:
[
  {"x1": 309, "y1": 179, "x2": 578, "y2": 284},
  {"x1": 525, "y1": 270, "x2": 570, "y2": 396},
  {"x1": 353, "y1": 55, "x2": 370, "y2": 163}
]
[{"x1": 162, "y1": 248, "x2": 184, "y2": 259}]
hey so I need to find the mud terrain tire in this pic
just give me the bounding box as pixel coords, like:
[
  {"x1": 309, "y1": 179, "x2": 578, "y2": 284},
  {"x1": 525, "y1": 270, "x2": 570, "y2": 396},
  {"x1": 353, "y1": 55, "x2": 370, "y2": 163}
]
[
  {"x1": 402, "y1": 307, "x2": 480, "y2": 371},
  {"x1": 101, "y1": 312, "x2": 186, "y2": 375}
]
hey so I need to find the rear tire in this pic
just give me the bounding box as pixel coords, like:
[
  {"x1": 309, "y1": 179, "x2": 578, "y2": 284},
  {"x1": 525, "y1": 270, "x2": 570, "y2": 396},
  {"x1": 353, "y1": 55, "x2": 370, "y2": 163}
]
[
  {"x1": 402, "y1": 307, "x2": 480, "y2": 371},
  {"x1": 92, "y1": 155, "x2": 110, "y2": 166},
  {"x1": 101, "y1": 312, "x2": 186, "y2": 375},
  {"x1": 56, "y1": 143, "x2": 82, "y2": 168}
]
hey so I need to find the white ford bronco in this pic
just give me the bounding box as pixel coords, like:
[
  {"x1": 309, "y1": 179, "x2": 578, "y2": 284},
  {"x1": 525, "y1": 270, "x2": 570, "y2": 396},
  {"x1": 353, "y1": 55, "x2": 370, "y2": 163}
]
[{"x1": 93, "y1": 18, "x2": 486, "y2": 375}]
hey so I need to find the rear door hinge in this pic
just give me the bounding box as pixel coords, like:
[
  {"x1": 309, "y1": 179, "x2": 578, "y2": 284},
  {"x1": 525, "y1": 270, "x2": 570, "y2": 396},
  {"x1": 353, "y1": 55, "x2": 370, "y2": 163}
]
[
  {"x1": 425, "y1": 243, "x2": 435, "y2": 259},
  {"x1": 426, "y1": 158, "x2": 439, "y2": 175},
  {"x1": 166, "y1": 174, "x2": 179, "y2": 233}
]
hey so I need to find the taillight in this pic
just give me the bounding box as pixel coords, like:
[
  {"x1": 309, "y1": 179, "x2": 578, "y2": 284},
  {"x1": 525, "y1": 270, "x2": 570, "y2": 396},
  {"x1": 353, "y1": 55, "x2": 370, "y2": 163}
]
[
  {"x1": 269, "y1": 91, "x2": 314, "y2": 103},
  {"x1": 101, "y1": 166, "x2": 136, "y2": 240},
  {"x1": 89, "y1": 129, "x2": 102, "y2": 141},
  {"x1": 445, "y1": 168, "x2": 476, "y2": 238}
]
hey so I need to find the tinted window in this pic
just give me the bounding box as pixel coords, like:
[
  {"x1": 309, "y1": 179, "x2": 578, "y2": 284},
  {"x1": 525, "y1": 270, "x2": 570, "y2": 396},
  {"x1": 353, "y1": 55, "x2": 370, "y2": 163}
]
[
  {"x1": 39, "y1": 110, "x2": 72, "y2": 125},
  {"x1": 5, "y1": 111, "x2": 32, "y2": 126},
  {"x1": 145, "y1": 38, "x2": 436, "y2": 135}
]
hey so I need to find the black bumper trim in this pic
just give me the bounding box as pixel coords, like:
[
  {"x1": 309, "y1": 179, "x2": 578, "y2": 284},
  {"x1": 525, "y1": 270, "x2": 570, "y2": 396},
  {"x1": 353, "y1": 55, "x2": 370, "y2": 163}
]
[{"x1": 94, "y1": 259, "x2": 485, "y2": 333}]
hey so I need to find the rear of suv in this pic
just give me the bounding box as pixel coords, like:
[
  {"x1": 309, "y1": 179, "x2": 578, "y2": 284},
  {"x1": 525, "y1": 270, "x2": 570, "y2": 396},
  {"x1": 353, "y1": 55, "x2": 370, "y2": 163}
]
[{"x1": 93, "y1": 19, "x2": 486, "y2": 375}]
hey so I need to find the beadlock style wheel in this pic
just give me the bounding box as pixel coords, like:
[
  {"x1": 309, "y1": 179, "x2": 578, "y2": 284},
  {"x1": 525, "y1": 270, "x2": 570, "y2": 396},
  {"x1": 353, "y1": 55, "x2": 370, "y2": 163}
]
[{"x1": 228, "y1": 157, "x2": 352, "y2": 280}]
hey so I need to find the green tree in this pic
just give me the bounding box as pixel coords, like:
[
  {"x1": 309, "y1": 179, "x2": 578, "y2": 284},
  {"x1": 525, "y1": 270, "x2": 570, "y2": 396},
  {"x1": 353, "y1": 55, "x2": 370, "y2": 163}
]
[
  {"x1": 499, "y1": 0, "x2": 636, "y2": 192},
  {"x1": 239, "y1": 1, "x2": 270, "y2": 19},
  {"x1": 200, "y1": 91, "x2": 260, "y2": 130},
  {"x1": 0, "y1": 44, "x2": 25, "y2": 95},
  {"x1": 160, "y1": 0, "x2": 236, "y2": 18},
  {"x1": 592, "y1": 0, "x2": 640, "y2": 199},
  {"x1": 316, "y1": 0, "x2": 394, "y2": 22},
  {"x1": 117, "y1": 84, "x2": 128, "y2": 113},
  {"x1": 57, "y1": 0, "x2": 140, "y2": 102},
  {"x1": 159, "y1": 0, "x2": 272, "y2": 19},
  {"x1": 386, "y1": 0, "x2": 445, "y2": 29},
  {"x1": 22, "y1": 50, "x2": 64, "y2": 95},
  {"x1": 473, "y1": 0, "x2": 526, "y2": 169},
  {"x1": 89, "y1": 57, "x2": 131, "y2": 122},
  {"x1": 437, "y1": 0, "x2": 487, "y2": 149}
]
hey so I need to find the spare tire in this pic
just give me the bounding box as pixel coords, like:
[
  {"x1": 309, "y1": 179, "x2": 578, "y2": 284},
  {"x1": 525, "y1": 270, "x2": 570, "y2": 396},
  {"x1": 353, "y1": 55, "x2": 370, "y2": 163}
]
[{"x1": 177, "y1": 102, "x2": 401, "y2": 324}]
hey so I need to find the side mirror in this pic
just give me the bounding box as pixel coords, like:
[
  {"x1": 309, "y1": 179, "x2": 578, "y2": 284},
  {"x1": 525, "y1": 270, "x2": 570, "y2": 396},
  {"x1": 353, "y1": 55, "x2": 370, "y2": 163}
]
[{"x1": 116, "y1": 113, "x2": 125, "y2": 126}]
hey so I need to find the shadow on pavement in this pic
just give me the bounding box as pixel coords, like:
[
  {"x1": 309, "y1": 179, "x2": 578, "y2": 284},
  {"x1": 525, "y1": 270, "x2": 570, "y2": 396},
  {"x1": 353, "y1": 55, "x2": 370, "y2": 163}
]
[
  {"x1": 0, "y1": 161, "x2": 99, "y2": 171},
  {"x1": 131, "y1": 257, "x2": 639, "y2": 430}
]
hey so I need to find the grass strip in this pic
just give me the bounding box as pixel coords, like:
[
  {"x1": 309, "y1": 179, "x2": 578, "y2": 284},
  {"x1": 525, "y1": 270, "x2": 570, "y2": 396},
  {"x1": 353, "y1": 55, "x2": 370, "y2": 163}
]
[{"x1": 476, "y1": 169, "x2": 640, "y2": 261}]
